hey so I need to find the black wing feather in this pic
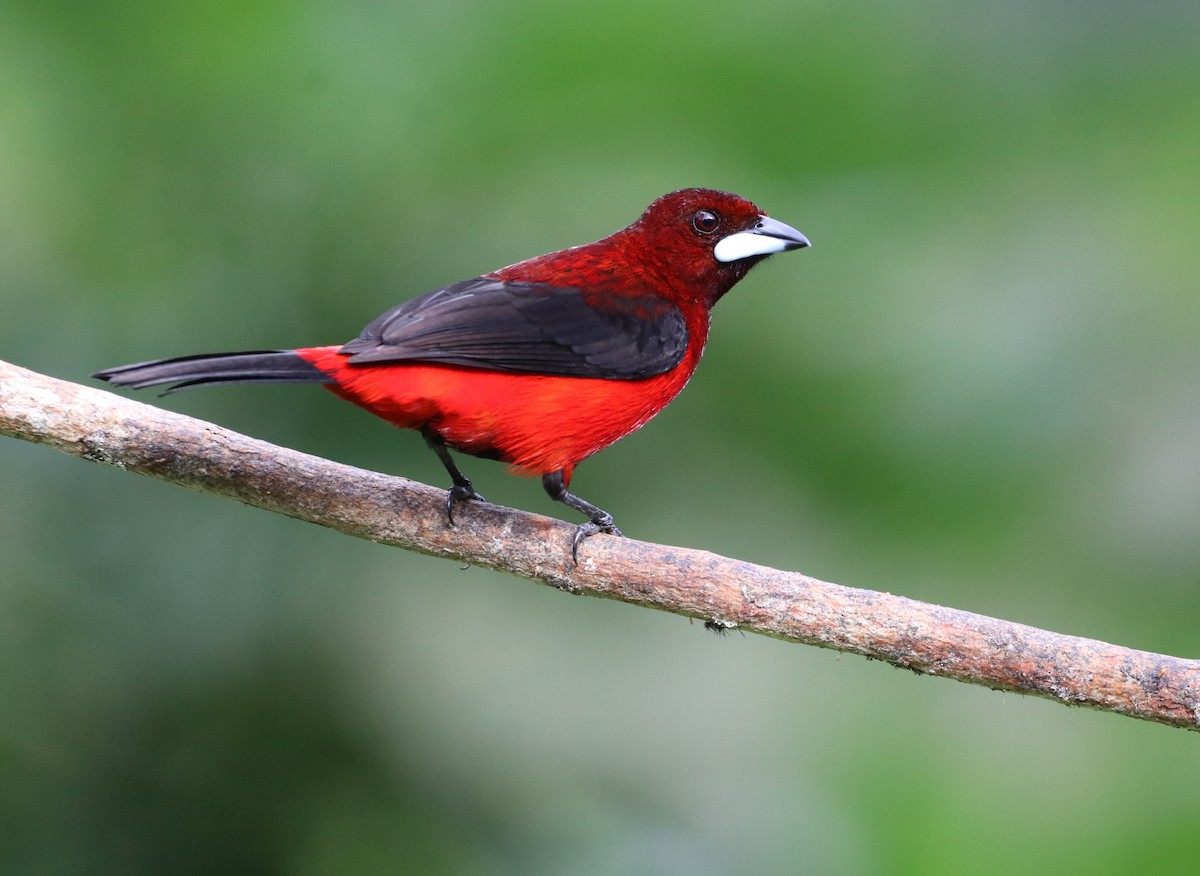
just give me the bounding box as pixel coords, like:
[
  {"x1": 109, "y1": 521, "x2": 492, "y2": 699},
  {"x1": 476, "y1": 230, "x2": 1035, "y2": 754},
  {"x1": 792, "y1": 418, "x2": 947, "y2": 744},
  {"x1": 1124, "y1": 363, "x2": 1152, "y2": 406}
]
[{"x1": 339, "y1": 277, "x2": 687, "y2": 379}]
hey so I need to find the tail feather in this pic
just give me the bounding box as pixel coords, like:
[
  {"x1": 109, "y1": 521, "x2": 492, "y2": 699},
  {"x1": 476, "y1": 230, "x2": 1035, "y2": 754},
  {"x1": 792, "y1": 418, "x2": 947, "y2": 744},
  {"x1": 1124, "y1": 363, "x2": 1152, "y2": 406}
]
[{"x1": 94, "y1": 350, "x2": 334, "y2": 394}]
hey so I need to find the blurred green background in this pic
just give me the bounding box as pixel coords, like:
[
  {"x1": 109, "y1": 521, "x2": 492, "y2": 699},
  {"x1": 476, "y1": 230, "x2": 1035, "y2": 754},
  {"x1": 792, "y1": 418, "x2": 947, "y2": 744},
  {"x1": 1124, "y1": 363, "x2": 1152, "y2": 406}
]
[{"x1": 3, "y1": 1, "x2": 1199, "y2": 873}]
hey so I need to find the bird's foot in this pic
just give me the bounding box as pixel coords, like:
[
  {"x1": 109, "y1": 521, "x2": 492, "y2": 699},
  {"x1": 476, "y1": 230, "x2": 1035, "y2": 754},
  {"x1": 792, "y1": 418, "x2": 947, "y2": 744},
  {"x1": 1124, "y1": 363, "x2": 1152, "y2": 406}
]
[
  {"x1": 571, "y1": 515, "x2": 623, "y2": 564},
  {"x1": 445, "y1": 483, "x2": 486, "y2": 525}
]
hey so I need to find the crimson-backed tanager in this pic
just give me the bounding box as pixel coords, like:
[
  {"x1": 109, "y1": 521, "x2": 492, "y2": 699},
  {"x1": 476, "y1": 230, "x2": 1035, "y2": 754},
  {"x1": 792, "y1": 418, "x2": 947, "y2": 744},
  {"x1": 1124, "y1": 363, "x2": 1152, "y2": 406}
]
[{"x1": 96, "y1": 188, "x2": 809, "y2": 558}]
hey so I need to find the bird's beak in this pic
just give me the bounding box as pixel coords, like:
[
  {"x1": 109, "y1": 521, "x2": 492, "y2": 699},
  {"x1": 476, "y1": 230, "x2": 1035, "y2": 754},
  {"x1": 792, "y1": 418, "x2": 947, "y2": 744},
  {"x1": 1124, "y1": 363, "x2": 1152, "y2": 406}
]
[{"x1": 713, "y1": 215, "x2": 811, "y2": 264}]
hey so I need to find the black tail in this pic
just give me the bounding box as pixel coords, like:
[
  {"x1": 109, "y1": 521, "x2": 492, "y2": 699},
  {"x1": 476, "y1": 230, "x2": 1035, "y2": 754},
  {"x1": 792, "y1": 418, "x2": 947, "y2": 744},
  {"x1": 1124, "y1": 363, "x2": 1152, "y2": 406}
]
[{"x1": 93, "y1": 350, "x2": 334, "y2": 394}]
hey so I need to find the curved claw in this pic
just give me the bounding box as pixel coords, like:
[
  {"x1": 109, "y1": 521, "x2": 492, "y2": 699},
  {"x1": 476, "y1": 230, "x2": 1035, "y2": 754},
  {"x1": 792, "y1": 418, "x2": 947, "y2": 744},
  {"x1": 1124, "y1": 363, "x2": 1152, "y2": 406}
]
[
  {"x1": 541, "y1": 470, "x2": 624, "y2": 564},
  {"x1": 445, "y1": 484, "x2": 486, "y2": 525},
  {"x1": 570, "y1": 518, "x2": 624, "y2": 564}
]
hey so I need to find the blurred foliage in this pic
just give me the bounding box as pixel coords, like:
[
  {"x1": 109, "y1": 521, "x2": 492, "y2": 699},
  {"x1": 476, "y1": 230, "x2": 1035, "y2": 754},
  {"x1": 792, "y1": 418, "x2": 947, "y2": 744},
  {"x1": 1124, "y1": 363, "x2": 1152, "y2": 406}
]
[{"x1": 2, "y1": 1, "x2": 1199, "y2": 873}]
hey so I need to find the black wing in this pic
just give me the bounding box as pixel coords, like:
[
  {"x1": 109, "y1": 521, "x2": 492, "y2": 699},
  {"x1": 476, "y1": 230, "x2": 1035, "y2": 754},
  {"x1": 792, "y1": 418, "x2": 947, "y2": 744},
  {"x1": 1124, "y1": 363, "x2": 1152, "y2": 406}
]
[{"x1": 338, "y1": 277, "x2": 688, "y2": 380}]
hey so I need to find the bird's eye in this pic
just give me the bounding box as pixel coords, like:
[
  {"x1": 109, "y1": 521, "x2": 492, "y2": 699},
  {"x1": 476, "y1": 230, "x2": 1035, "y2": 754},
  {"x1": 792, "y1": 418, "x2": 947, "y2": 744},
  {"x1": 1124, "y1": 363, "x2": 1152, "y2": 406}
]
[{"x1": 692, "y1": 210, "x2": 720, "y2": 234}]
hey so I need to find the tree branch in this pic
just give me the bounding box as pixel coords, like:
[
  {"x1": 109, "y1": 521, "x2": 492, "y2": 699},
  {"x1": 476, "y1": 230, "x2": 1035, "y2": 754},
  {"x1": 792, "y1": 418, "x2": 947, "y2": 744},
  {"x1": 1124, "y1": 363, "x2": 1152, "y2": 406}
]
[{"x1": 3, "y1": 357, "x2": 1198, "y2": 731}]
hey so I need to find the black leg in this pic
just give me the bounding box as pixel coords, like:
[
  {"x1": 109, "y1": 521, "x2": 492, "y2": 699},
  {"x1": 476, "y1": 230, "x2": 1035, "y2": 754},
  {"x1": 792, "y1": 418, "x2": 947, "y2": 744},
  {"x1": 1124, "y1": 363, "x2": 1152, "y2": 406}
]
[
  {"x1": 542, "y1": 470, "x2": 623, "y2": 562},
  {"x1": 422, "y1": 429, "x2": 485, "y2": 524}
]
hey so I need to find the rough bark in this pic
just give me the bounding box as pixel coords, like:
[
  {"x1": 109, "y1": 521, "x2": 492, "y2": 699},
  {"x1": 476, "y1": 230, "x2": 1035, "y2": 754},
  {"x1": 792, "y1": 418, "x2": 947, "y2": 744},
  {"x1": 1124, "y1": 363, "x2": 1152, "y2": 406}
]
[{"x1": 3, "y1": 358, "x2": 1198, "y2": 731}]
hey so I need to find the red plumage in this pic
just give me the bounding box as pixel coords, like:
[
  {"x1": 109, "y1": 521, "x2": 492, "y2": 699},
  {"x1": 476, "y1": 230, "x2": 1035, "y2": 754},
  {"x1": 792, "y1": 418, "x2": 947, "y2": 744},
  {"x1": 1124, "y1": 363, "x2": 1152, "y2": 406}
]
[
  {"x1": 95, "y1": 188, "x2": 809, "y2": 558},
  {"x1": 296, "y1": 347, "x2": 698, "y2": 481}
]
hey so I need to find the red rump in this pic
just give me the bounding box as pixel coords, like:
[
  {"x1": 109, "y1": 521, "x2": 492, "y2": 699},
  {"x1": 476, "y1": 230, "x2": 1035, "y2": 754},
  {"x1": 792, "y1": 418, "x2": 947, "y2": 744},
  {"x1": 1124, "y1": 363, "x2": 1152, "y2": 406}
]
[{"x1": 295, "y1": 325, "x2": 706, "y2": 483}]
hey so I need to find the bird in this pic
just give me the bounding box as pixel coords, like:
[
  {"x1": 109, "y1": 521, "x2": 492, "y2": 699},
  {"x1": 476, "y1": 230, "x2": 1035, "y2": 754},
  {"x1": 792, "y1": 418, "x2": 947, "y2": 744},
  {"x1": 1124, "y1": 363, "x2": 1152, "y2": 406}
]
[{"x1": 95, "y1": 188, "x2": 809, "y2": 559}]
